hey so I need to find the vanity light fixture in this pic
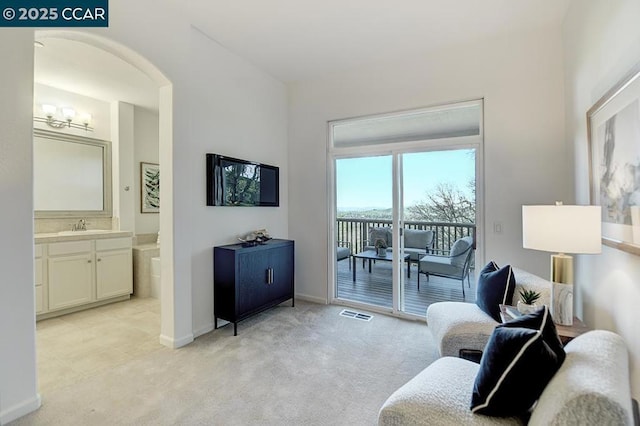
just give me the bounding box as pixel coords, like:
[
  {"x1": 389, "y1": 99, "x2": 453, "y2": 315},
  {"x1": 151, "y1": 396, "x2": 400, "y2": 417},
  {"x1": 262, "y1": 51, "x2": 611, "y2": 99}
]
[{"x1": 34, "y1": 104, "x2": 93, "y2": 131}]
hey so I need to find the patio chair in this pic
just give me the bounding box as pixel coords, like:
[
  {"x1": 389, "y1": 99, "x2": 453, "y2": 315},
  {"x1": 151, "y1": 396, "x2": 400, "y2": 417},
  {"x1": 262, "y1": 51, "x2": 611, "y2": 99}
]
[
  {"x1": 337, "y1": 241, "x2": 351, "y2": 270},
  {"x1": 417, "y1": 236, "x2": 474, "y2": 297}
]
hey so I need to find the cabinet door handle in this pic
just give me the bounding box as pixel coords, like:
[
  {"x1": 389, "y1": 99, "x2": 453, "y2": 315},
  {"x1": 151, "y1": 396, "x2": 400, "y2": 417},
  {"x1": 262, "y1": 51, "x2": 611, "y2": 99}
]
[
  {"x1": 266, "y1": 268, "x2": 274, "y2": 284},
  {"x1": 97, "y1": 258, "x2": 102, "y2": 262},
  {"x1": 270, "y1": 268, "x2": 274, "y2": 284},
  {"x1": 87, "y1": 260, "x2": 92, "y2": 263}
]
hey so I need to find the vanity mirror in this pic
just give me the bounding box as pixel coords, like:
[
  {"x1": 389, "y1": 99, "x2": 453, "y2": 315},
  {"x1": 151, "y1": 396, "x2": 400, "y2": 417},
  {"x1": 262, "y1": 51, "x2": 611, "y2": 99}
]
[{"x1": 34, "y1": 128, "x2": 112, "y2": 217}]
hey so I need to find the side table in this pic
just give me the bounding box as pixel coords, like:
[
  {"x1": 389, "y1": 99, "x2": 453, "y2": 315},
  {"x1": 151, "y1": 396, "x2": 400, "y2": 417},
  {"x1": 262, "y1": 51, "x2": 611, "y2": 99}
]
[{"x1": 499, "y1": 304, "x2": 590, "y2": 345}]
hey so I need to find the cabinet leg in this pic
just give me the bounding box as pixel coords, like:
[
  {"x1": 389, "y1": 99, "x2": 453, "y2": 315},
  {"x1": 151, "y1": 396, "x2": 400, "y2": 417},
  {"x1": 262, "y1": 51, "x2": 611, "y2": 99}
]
[
  {"x1": 214, "y1": 316, "x2": 217, "y2": 330},
  {"x1": 292, "y1": 298, "x2": 295, "y2": 307},
  {"x1": 234, "y1": 322, "x2": 237, "y2": 336}
]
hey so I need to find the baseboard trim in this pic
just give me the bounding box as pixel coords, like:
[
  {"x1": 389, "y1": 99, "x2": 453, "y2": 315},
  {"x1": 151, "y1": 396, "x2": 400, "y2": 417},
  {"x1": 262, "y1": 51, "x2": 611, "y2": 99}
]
[
  {"x1": 159, "y1": 333, "x2": 194, "y2": 349},
  {"x1": 0, "y1": 393, "x2": 41, "y2": 425},
  {"x1": 295, "y1": 293, "x2": 328, "y2": 305},
  {"x1": 193, "y1": 323, "x2": 215, "y2": 339},
  {"x1": 37, "y1": 294, "x2": 130, "y2": 321}
]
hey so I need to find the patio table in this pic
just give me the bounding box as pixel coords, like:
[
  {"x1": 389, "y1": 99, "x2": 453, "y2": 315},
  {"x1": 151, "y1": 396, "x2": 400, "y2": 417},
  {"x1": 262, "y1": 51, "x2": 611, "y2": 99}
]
[{"x1": 352, "y1": 250, "x2": 411, "y2": 282}]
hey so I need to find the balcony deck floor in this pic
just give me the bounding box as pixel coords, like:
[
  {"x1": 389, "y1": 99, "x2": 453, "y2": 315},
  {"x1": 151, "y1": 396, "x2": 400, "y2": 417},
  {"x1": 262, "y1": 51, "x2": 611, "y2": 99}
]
[{"x1": 336, "y1": 257, "x2": 476, "y2": 316}]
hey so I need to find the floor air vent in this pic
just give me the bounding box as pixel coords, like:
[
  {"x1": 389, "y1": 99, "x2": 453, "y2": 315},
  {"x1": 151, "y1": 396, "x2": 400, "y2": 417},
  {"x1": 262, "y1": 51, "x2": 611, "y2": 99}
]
[{"x1": 339, "y1": 309, "x2": 373, "y2": 321}]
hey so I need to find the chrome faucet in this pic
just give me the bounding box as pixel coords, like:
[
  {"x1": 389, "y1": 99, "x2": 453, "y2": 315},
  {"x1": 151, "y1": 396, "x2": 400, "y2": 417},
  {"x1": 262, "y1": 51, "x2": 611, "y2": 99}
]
[{"x1": 72, "y1": 219, "x2": 87, "y2": 231}]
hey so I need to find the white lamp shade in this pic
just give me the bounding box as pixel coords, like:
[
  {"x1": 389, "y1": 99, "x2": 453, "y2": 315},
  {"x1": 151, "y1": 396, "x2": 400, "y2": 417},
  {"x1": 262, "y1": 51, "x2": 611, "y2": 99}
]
[
  {"x1": 41, "y1": 104, "x2": 56, "y2": 116},
  {"x1": 522, "y1": 205, "x2": 602, "y2": 254},
  {"x1": 61, "y1": 107, "x2": 75, "y2": 119},
  {"x1": 80, "y1": 113, "x2": 92, "y2": 125}
]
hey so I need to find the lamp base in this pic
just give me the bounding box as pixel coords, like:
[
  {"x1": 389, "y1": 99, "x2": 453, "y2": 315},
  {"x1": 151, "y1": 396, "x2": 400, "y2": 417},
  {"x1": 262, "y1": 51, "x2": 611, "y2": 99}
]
[
  {"x1": 550, "y1": 254, "x2": 573, "y2": 284},
  {"x1": 550, "y1": 282, "x2": 573, "y2": 326},
  {"x1": 550, "y1": 254, "x2": 574, "y2": 326}
]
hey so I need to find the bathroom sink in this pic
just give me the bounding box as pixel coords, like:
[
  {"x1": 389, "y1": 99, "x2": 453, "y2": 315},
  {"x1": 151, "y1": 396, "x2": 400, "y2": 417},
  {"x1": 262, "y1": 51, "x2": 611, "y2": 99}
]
[{"x1": 57, "y1": 229, "x2": 115, "y2": 236}]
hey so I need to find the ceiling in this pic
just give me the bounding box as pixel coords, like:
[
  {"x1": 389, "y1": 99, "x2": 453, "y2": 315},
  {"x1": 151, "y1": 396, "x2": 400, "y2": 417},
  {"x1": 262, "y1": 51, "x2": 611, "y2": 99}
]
[
  {"x1": 34, "y1": 37, "x2": 159, "y2": 111},
  {"x1": 33, "y1": 0, "x2": 570, "y2": 109},
  {"x1": 189, "y1": 0, "x2": 571, "y2": 82}
]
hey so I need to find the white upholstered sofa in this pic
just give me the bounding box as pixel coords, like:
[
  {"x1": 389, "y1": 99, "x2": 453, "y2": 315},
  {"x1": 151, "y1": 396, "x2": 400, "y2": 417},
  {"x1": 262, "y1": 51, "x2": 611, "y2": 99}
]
[
  {"x1": 379, "y1": 267, "x2": 636, "y2": 425},
  {"x1": 426, "y1": 268, "x2": 552, "y2": 358},
  {"x1": 378, "y1": 330, "x2": 634, "y2": 425}
]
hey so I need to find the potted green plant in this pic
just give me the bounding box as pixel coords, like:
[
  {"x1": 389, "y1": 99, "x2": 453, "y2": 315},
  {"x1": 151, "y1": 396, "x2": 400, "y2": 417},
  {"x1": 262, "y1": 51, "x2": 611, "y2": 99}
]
[
  {"x1": 374, "y1": 238, "x2": 387, "y2": 257},
  {"x1": 517, "y1": 288, "x2": 541, "y2": 314}
]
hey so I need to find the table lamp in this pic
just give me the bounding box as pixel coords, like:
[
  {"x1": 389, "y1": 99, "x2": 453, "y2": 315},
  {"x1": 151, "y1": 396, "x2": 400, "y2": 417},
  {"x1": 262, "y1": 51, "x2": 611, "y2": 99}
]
[{"x1": 522, "y1": 202, "x2": 601, "y2": 325}]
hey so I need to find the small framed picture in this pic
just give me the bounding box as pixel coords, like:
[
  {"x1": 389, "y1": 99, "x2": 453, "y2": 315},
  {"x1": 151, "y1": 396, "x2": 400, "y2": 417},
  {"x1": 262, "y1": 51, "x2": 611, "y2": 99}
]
[{"x1": 140, "y1": 162, "x2": 159, "y2": 213}]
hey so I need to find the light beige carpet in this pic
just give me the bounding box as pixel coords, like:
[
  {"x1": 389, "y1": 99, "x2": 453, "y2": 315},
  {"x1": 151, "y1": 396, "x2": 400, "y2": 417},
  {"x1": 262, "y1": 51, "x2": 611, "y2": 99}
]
[{"x1": 12, "y1": 300, "x2": 438, "y2": 425}]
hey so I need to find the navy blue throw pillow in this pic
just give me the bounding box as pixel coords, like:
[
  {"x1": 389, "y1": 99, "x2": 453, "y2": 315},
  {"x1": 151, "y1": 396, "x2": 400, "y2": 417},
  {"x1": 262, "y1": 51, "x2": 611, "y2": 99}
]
[
  {"x1": 475, "y1": 261, "x2": 516, "y2": 322},
  {"x1": 470, "y1": 306, "x2": 566, "y2": 417}
]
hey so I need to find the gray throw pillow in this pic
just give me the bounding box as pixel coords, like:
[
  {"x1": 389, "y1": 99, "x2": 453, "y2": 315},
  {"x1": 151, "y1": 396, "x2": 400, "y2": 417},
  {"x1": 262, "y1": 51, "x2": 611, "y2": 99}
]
[
  {"x1": 368, "y1": 227, "x2": 391, "y2": 247},
  {"x1": 404, "y1": 229, "x2": 433, "y2": 249},
  {"x1": 450, "y1": 237, "x2": 472, "y2": 267}
]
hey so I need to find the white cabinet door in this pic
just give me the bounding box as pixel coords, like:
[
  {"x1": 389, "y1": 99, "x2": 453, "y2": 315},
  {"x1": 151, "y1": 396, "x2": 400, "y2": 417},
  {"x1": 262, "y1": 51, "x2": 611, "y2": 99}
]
[
  {"x1": 35, "y1": 285, "x2": 44, "y2": 313},
  {"x1": 35, "y1": 247, "x2": 45, "y2": 314},
  {"x1": 96, "y1": 249, "x2": 132, "y2": 300},
  {"x1": 48, "y1": 253, "x2": 93, "y2": 310}
]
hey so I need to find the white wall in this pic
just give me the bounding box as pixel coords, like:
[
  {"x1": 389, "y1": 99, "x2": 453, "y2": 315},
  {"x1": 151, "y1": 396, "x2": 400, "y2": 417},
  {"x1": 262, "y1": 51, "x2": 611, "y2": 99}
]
[
  {"x1": 0, "y1": 30, "x2": 41, "y2": 424},
  {"x1": 563, "y1": 0, "x2": 640, "y2": 399},
  {"x1": 0, "y1": 0, "x2": 288, "y2": 421},
  {"x1": 187, "y1": 28, "x2": 288, "y2": 336},
  {"x1": 134, "y1": 106, "x2": 160, "y2": 235},
  {"x1": 288, "y1": 27, "x2": 567, "y2": 302}
]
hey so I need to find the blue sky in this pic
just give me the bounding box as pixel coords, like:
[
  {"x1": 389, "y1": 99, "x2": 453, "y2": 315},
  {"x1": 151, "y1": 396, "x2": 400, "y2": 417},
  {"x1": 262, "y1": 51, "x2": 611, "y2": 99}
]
[{"x1": 336, "y1": 149, "x2": 475, "y2": 210}]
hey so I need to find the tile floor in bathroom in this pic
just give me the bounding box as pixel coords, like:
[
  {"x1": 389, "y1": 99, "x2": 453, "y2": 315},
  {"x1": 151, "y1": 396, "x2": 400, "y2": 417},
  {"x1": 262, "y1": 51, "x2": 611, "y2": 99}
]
[{"x1": 36, "y1": 297, "x2": 165, "y2": 394}]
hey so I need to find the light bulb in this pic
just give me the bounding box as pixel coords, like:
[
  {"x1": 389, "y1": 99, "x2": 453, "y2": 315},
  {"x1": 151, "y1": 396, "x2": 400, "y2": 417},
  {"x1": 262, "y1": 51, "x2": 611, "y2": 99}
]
[
  {"x1": 80, "y1": 113, "x2": 92, "y2": 125},
  {"x1": 41, "y1": 104, "x2": 56, "y2": 117},
  {"x1": 61, "y1": 107, "x2": 75, "y2": 120}
]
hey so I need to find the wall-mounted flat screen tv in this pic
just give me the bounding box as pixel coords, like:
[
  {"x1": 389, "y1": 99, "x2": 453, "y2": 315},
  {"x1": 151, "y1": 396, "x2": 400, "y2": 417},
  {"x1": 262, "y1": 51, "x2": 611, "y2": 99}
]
[{"x1": 206, "y1": 154, "x2": 279, "y2": 207}]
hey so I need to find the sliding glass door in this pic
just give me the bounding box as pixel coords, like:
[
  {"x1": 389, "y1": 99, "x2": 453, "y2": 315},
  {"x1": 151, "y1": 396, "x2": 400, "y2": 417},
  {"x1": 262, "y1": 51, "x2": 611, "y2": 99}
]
[
  {"x1": 399, "y1": 149, "x2": 477, "y2": 315},
  {"x1": 329, "y1": 100, "x2": 483, "y2": 318},
  {"x1": 335, "y1": 155, "x2": 394, "y2": 309}
]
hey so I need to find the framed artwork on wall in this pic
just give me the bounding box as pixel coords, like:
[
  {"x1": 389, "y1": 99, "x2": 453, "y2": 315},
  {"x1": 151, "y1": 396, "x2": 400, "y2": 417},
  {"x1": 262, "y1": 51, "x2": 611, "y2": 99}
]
[
  {"x1": 141, "y1": 162, "x2": 160, "y2": 213},
  {"x1": 587, "y1": 63, "x2": 640, "y2": 255}
]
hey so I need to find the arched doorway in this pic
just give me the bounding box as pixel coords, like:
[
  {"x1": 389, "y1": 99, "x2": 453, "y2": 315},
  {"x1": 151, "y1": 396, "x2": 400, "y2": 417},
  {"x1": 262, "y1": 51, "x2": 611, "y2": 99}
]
[{"x1": 33, "y1": 30, "x2": 179, "y2": 349}]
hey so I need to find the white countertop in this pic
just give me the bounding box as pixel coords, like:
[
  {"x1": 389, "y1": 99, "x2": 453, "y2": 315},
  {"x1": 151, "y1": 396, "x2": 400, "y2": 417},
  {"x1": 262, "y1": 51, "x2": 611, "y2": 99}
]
[{"x1": 35, "y1": 230, "x2": 133, "y2": 243}]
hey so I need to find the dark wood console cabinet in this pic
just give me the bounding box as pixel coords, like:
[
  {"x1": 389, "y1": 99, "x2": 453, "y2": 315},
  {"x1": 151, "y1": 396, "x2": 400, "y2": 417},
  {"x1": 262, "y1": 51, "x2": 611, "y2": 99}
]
[{"x1": 214, "y1": 239, "x2": 294, "y2": 335}]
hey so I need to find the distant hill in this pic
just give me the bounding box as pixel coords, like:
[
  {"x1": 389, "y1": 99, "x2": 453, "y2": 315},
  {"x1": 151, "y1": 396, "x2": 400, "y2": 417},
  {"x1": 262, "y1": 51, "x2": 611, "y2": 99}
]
[{"x1": 337, "y1": 208, "x2": 392, "y2": 220}]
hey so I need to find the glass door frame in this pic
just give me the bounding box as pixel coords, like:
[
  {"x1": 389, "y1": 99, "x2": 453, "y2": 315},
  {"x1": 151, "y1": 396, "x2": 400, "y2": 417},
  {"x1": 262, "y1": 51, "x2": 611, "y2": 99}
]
[
  {"x1": 330, "y1": 152, "x2": 399, "y2": 314},
  {"x1": 328, "y1": 101, "x2": 484, "y2": 320},
  {"x1": 328, "y1": 142, "x2": 484, "y2": 320}
]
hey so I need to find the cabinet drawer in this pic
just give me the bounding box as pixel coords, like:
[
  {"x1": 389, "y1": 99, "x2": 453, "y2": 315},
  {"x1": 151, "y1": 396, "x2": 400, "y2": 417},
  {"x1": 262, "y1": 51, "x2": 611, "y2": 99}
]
[
  {"x1": 49, "y1": 240, "x2": 92, "y2": 256},
  {"x1": 96, "y1": 237, "x2": 131, "y2": 251},
  {"x1": 35, "y1": 258, "x2": 43, "y2": 286}
]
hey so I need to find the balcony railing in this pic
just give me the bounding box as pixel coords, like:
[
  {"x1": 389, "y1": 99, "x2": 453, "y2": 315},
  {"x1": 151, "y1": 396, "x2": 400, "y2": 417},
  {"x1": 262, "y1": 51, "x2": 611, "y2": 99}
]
[{"x1": 336, "y1": 218, "x2": 476, "y2": 254}]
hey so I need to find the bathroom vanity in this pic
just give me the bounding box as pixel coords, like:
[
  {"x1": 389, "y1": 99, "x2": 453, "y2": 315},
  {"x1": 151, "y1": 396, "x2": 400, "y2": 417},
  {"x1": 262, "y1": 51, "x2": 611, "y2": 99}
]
[{"x1": 34, "y1": 230, "x2": 133, "y2": 320}]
